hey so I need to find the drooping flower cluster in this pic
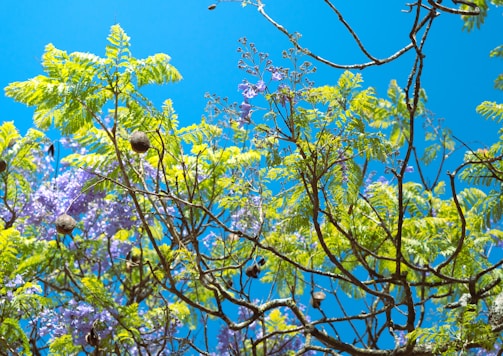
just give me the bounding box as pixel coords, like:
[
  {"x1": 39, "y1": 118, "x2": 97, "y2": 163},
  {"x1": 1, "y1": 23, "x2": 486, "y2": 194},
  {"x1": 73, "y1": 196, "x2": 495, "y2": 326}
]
[
  {"x1": 230, "y1": 195, "x2": 262, "y2": 236},
  {"x1": 18, "y1": 165, "x2": 139, "y2": 241},
  {"x1": 213, "y1": 303, "x2": 316, "y2": 355},
  {"x1": 236, "y1": 60, "x2": 284, "y2": 122},
  {"x1": 35, "y1": 299, "x2": 117, "y2": 347}
]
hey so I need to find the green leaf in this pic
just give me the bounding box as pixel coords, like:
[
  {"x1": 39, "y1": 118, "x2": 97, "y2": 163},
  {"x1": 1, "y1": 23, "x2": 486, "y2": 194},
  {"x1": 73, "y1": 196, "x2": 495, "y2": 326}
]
[
  {"x1": 477, "y1": 101, "x2": 503, "y2": 123},
  {"x1": 81, "y1": 276, "x2": 114, "y2": 307},
  {"x1": 49, "y1": 334, "x2": 80, "y2": 355},
  {"x1": 131, "y1": 53, "x2": 182, "y2": 87},
  {"x1": 461, "y1": 0, "x2": 489, "y2": 31},
  {"x1": 106, "y1": 24, "x2": 131, "y2": 63},
  {"x1": 0, "y1": 318, "x2": 31, "y2": 355}
]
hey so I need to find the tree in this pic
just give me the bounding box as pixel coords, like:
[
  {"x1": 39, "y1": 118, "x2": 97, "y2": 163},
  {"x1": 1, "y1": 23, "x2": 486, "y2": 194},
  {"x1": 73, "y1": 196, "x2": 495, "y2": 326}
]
[{"x1": 0, "y1": 0, "x2": 503, "y2": 354}]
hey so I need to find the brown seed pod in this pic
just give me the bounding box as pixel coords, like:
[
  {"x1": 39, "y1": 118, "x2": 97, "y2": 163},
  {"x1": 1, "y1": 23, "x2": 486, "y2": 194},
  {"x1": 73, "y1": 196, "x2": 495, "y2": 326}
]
[
  {"x1": 126, "y1": 251, "x2": 141, "y2": 272},
  {"x1": 208, "y1": 4, "x2": 217, "y2": 10},
  {"x1": 228, "y1": 232, "x2": 239, "y2": 242},
  {"x1": 245, "y1": 264, "x2": 260, "y2": 278},
  {"x1": 0, "y1": 159, "x2": 6, "y2": 173},
  {"x1": 55, "y1": 214, "x2": 77, "y2": 235},
  {"x1": 129, "y1": 131, "x2": 150, "y2": 153},
  {"x1": 85, "y1": 325, "x2": 100, "y2": 346},
  {"x1": 224, "y1": 278, "x2": 233, "y2": 289},
  {"x1": 489, "y1": 292, "x2": 503, "y2": 327},
  {"x1": 310, "y1": 291, "x2": 326, "y2": 309}
]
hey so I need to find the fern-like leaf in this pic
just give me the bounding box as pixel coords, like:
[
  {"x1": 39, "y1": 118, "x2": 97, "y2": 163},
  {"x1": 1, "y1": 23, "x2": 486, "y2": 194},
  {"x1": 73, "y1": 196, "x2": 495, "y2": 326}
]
[{"x1": 477, "y1": 101, "x2": 503, "y2": 123}]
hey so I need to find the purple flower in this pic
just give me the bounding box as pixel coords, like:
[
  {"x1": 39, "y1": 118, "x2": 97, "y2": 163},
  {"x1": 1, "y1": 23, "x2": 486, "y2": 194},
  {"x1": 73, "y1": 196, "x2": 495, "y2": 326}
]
[
  {"x1": 230, "y1": 196, "x2": 261, "y2": 235},
  {"x1": 395, "y1": 330, "x2": 407, "y2": 347},
  {"x1": 364, "y1": 171, "x2": 376, "y2": 187},
  {"x1": 5, "y1": 274, "x2": 24, "y2": 288},
  {"x1": 377, "y1": 176, "x2": 389, "y2": 185},
  {"x1": 272, "y1": 71, "x2": 283, "y2": 81},
  {"x1": 216, "y1": 325, "x2": 235, "y2": 355},
  {"x1": 237, "y1": 82, "x2": 249, "y2": 91},
  {"x1": 405, "y1": 165, "x2": 414, "y2": 173},
  {"x1": 239, "y1": 101, "x2": 252, "y2": 120},
  {"x1": 242, "y1": 87, "x2": 257, "y2": 99},
  {"x1": 256, "y1": 80, "x2": 266, "y2": 92},
  {"x1": 276, "y1": 83, "x2": 290, "y2": 107},
  {"x1": 238, "y1": 81, "x2": 257, "y2": 99}
]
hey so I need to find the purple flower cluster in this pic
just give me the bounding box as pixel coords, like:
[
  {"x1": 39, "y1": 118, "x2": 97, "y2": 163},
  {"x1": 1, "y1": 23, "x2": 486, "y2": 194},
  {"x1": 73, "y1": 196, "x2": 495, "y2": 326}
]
[
  {"x1": 237, "y1": 80, "x2": 265, "y2": 121},
  {"x1": 395, "y1": 330, "x2": 407, "y2": 347},
  {"x1": 474, "y1": 345, "x2": 501, "y2": 356},
  {"x1": 230, "y1": 195, "x2": 262, "y2": 236},
  {"x1": 3, "y1": 274, "x2": 40, "y2": 302},
  {"x1": 214, "y1": 303, "x2": 315, "y2": 355},
  {"x1": 363, "y1": 171, "x2": 390, "y2": 198},
  {"x1": 237, "y1": 67, "x2": 283, "y2": 122},
  {"x1": 19, "y1": 166, "x2": 139, "y2": 242},
  {"x1": 35, "y1": 299, "x2": 116, "y2": 346}
]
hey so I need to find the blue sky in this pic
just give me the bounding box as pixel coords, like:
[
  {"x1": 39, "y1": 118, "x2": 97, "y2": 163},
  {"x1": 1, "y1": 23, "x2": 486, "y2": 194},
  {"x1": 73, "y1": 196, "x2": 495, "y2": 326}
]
[{"x1": 1, "y1": 0, "x2": 502, "y2": 152}]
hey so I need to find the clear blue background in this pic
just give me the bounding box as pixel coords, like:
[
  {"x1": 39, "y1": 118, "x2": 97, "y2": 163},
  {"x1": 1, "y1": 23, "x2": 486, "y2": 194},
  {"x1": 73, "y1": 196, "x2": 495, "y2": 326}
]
[{"x1": 1, "y1": 1, "x2": 502, "y2": 150}]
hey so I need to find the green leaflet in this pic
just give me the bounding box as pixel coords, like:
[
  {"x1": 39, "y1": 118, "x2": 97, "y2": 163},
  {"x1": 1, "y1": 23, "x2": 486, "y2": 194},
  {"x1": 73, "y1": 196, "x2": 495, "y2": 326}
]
[
  {"x1": 81, "y1": 276, "x2": 114, "y2": 307},
  {"x1": 49, "y1": 334, "x2": 80, "y2": 355},
  {"x1": 0, "y1": 318, "x2": 31, "y2": 355},
  {"x1": 477, "y1": 101, "x2": 503, "y2": 123},
  {"x1": 4, "y1": 24, "x2": 181, "y2": 136}
]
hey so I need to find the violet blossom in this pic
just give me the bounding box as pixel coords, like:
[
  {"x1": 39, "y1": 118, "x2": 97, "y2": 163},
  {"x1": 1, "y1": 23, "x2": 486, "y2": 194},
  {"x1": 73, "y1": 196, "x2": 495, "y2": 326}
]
[
  {"x1": 272, "y1": 71, "x2": 283, "y2": 81},
  {"x1": 239, "y1": 101, "x2": 252, "y2": 120}
]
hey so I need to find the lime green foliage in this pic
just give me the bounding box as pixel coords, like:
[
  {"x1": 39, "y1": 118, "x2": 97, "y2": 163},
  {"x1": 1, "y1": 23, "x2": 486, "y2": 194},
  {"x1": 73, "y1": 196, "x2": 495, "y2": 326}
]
[
  {"x1": 411, "y1": 304, "x2": 497, "y2": 354},
  {"x1": 476, "y1": 46, "x2": 503, "y2": 125},
  {"x1": 0, "y1": 121, "x2": 48, "y2": 228},
  {"x1": 5, "y1": 24, "x2": 181, "y2": 136},
  {"x1": 0, "y1": 228, "x2": 50, "y2": 354},
  {"x1": 369, "y1": 80, "x2": 427, "y2": 148},
  {"x1": 0, "y1": 318, "x2": 31, "y2": 355},
  {"x1": 461, "y1": 0, "x2": 489, "y2": 31},
  {"x1": 49, "y1": 335, "x2": 81, "y2": 355}
]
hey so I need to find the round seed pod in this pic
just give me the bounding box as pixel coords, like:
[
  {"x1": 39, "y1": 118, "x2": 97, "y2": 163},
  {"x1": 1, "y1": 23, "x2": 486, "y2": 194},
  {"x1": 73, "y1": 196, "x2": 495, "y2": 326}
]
[
  {"x1": 310, "y1": 291, "x2": 326, "y2": 309},
  {"x1": 55, "y1": 214, "x2": 77, "y2": 235},
  {"x1": 245, "y1": 264, "x2": 260, "y2": 279},
  {"x1": 129, "y1": 131, "x2": 150, "y2": 153},
  {"x1": 489, "y1": 292, "x2": 503, "y2": 327},
  {"x1": 0, "y1": 159, "x2": 6, "y2": 173}
]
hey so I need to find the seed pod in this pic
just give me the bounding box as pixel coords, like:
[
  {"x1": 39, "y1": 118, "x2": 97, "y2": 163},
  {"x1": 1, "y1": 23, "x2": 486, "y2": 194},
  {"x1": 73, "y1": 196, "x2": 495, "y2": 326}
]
[
  {"x1": 245, "y1": 264, "x2": 261, "y2": 279},
  {"x1": 310, "y1": 291, "x2": 326, "y2": 309},
  {"x1": 55, "y1": 214, "x2": 77, "y2": 235},
  {"x1": 208, "y1": 4, "x2": 217, "y2": 10},
  {"x1": 47, "y1": 143, "x2": 55, "y2": 158},
  {"x1": 126, "y1": 251, "x2": 141, "y2": 272},
  {"x1": 85, "y1": 326, "x2": 100, "y2": 346},
  {"x1": 228, "y1": 233, "x2": 239, "y2": 242},
  {"x1": 0, "y1": 159, "x2": 6, "y2": 173},
  {"x1": 224, "y1": 278, "x2": 233, "y2": 289},
  {"x1": 129, "y1": 131, "x2": 150, "y2": 153},
  {"x1": 489, "y1": 292, "x2": 503, "y2": 327}
]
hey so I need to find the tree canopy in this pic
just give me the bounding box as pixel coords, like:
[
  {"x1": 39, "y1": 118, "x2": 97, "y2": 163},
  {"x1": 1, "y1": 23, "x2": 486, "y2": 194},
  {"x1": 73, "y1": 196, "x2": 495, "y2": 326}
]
[{"x1": 2, "y1": 1, "x2": 503, "y2": 355}]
